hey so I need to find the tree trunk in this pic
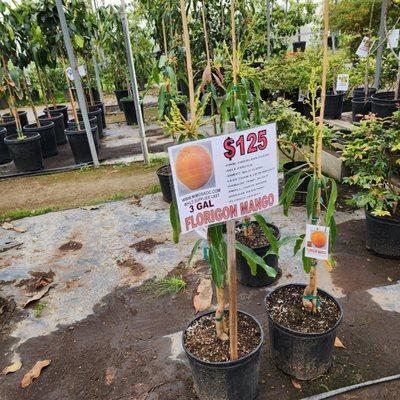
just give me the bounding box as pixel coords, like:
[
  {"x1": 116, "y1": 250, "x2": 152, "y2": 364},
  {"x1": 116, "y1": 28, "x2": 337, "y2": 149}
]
[
  {"x1": 22, "y1": 72, "x2": 40, "y2": 127},
  {"x1": 36, "y1": 64, "x2": 52, "y2": 118}
]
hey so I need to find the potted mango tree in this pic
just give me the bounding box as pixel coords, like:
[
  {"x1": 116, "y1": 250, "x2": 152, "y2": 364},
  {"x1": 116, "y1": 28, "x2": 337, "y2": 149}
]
[
  {"x1": 266, "y1": 0, "x2": 343, "y2": 380},
  {"x1": 342, "y1": 113, "x2": 400, "y2": 258}
]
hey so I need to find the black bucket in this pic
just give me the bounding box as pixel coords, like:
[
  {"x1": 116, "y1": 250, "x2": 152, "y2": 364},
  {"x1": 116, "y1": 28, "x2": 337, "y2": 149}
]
[
  {"x1": 156, "y1": 164, "x2": 173, "y2": 203},
  {"x1": 351, "y1": 99, "x2": 371, "y2": 122},
  {"x1": 293, "y1": 41, "x2": 306, "y2": 52},
  {"x1": 78, "y1": 108, "x2": 103, "y2": 138},
  {"x1": 283, "y1": 161, "x2": 311, "y2": 204},
  {"x1": 65, "y1": 123, "x2": 99, "y2": 164},
  {"x1": 371, "y1": 92, "x2": 398, "y2": 118},
  {"x1": 266, "y1": 284, "x2": 343, "y2": 380},
  {"x1": 39, "y1": 112, "x2": 66, "y2": 145},
  {"x1": 365, "y1": 211, "x2": 400, "y2": 258},
  {"x1": 183, "y1": 310, "x2": 263, "y2": 400},
  {"x1": 114, "y1": 89, "x2": 129, "y2": 111},
  {"x1": 342, "y1": 97, "x2": 352, "y2": 113},
  {"x1": 352, "y1": 87, "x2": 376, "y2": 99},
  {"x1": 23, "y1": 121, "x2": 57, "y2": 158},
  {"x1": 121, "y1": 98, "x2": 144, "y2": 125},
  {"x1": 43, "y1": 105, "x2": 69, "y2": 126},
  {"x1": 2, "y1": 111, "x2": 29, "y2": 128},
  {"x1": 67, "y1": 116, "x2": 97, "y2": 129},
  {"x1": 236, "y1": 222, "x2": 281, "y2": 287},
  {"x1": 91, "y1": 101, "x2": 106, "y2": 128},
  {"x1": 0, "y1": 119, "x2": 18, "y2": 138},
  {"x1": 4, "y1": 133, "x2": 43, "y2": 172},
  {"x1": 0, "y1": 127, "x2": 12, "y2": 164},
  {"x1": 324, "y1": 91, "x2": 345, "y2": 119}
]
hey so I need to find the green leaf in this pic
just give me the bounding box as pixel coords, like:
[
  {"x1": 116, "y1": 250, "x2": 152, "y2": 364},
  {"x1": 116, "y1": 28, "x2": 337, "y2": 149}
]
[
  {"x1": 325, "y1": 179, "x2": 337, "y2": 226},
  {"x1": 280, "y1": 172, "x2": 306, "y2": 216},
  {"x1": 209, "y1": 245, "x2": 224, "y2": 288},
  {"x1": 74, "y1": 34, "x2": 85, "y2": 48},
  {"x1": 188, "y1": 239, "x2": 202, "y2": 267},
  {"x1": 306, "y1": 174, "x2": 317, "y2": 219},
  {"x1": 294, "y1": 234, "x2": 305, "y2": 255},
  {"x1": 254, "y1": 214, "x2": 278, "y2": 254},
  {"x1": 329, "y1": 217, "x2": 336, "y2": 252},
  {"x1": 302, "y1": 248, "x2": 313, "y2": 274},
  {"x1": 277, "y1": 235, "x2": 301, "y2": 249},
  {"x1": 169, "y1": 200, "x2": 180, "y2": 244}
]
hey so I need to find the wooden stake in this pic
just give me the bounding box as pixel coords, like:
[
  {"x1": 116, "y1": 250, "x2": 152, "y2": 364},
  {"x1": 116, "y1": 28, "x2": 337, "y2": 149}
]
[
  {"x1": 35, "y1": 64, "x2": 51, "y2": 118},
  {"x1": 62, "y1": 57, "x2": 80, "y2": 129},
  {"x1": 85, "y1": 59, "x2": 95, "y2": 106},
  {"x1": 224, "y1": 120, "x2": 238, "y2": 360},
  {"x1": 179, "y1": 0, "x2": 196, "y2": 122},
  {"x1": 162, "y1": 18, "x2": 168, "y2": 54},
  {"x1": 21, "y1": 72, "x2": 40, "y2": 127}
]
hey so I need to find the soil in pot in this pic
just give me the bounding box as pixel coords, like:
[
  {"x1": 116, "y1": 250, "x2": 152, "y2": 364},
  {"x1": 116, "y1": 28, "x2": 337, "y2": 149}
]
[
  {"x1": 43, "y1": 105, "x2": 69, "y2": 126},
  {"x1": 283, "y1": 161, "x2": 311, "y2": 204},
  {"x1": 65, "y1": 123, "x2": 99, "y2": 164},
  {"x1": 39, "y1": 113, "x2": 67, "y2": 145},
  {"x1": 365, "y1": 211, "x2": 400, "y2": 259},
  {"x1": 78, "y1": 108, "x2": 103, "y2": 138},
  {"x1": 23, "y1": 121, "x2": 57, "y2": 158},
  {"x1": 2, "y1": 111, "x2": 29, "y2": 128},
  {"x1": 4, "y1": 132, "x2": 43, "y2": 172},
  {"x1": 324, "y1": 91, "x2": 345, "y2": 119},
  {"x1": 0, "y1": 127, "x2": 12, "y2": 164},
  {"x1": 114, "y1": 89, "x2": 129, "y2": 111},
  {"x1": 236, "y1": 221, "x2": 281, "y2": 287},
  {"x1": 183, "y1": 310, "x2": 263, "y2": 400},
  {"x1": 156, "y1": 164, "x2": 173, "y2": 203},
  {"x1": 265, "y1": 284, "x2": 342, "y2": 380}
]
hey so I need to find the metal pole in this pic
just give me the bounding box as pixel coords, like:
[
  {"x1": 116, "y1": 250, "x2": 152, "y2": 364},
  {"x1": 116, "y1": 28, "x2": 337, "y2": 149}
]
[
  {"x1": 55, "y1": 0, "x2": 99, "y2": 167},
  {"x1": 120, "y1": 0, "x2": 149, "y2": 164},
  {"x1": 374, "y1": 0, "x2": 389, "y2": 90},
  {"x1": 266, "y1": 0, "x2": 271, "y2": 57}
]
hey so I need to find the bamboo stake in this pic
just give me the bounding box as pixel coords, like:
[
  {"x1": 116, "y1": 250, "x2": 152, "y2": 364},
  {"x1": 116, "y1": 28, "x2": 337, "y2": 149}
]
[
  {"x1": 179, "y1": 0, "x2": 196, "y2": 121},
  {"x1": 62, "y1": 58, "x2": 80, "y2": 129},
  {"x1": 162, "y1": 18, "x2": 168, "y2": 55},
  {"x1": 310, "y1": 0, "x2": 330, "y2": 314},
  {"x1": 230, "y1": 0, "x2": 238, "y2": 97},
  {"x1": 364, "y1": 0, "x2": 376, "y2": 103}
]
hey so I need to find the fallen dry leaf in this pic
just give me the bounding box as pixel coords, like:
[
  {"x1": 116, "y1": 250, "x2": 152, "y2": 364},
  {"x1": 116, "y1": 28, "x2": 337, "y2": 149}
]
[
  {"x1": 2, "y1": 359, "x2": 22, "y2": 375},
  {"x1": 1, "y1": 222, "x2": 14, "y2": 230},
  {"x1": 23, "y1": 284, "x2": 53, "y2": 308},
  {"x1": 21, "y1": 360, "x2": 51, "y2": 388},
  {"x1": 193, "y1": 278, "x2": 212, "y2": 313},
  {"x1": 334, "y1": 337, "x2": 346, "y2": 348},
  {"x1": 291, "y1": 377, "x2": 302, "y2": 389},
  {"x1": 81, "y1": 205, "x2": 100, "y2": 211},
  {"x1": 105, "y1": 367, "x2": 115, "y2": 386},
  {"x1": 13, "y1": 226, "x2": 27, "y2": 233}
]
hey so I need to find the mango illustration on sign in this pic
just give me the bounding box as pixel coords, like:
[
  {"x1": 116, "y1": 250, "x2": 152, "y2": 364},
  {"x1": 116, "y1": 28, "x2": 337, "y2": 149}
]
[{"x1": 175, "y1": 144, "x2": 213, "y2": 190}]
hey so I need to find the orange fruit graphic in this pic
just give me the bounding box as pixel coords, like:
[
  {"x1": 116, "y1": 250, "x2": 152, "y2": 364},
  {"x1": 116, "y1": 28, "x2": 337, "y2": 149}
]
[
  {"x1": 311, "y1": 230, "x2": 327, "y2": 248},
  {"x1": 175, "y1": 145, "x2": 213, "y2": 190}
]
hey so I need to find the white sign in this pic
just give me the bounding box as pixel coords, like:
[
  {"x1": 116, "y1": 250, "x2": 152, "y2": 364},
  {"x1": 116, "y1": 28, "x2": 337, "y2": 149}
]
[
  {"x1": 387, "y1": 28, "x2": 400, "y2": 49},
  {"x1": 336, "y1": 74, "x2": 349, "y2": 92},
  {"x1": 169, "y1": 124, "x2": 279, "y2": 234},
  {"x1": 66, "y1": 67, "x2": 74, "y2": 81},
  {"x1": 78, "y1": 65, "x2": 86, "y2": 77},
  {"x1": 305, "y1": 224, "x2": 330, "y2": 260},
  {"x1": 356, "y1": 36, "x2": 371, "y2": 58}
]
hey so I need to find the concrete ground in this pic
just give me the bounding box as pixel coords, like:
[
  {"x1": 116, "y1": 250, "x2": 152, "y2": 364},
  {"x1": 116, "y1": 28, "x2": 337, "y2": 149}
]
[{"x1": 0, "y1": 191, "x2": 399, "y2": 399}]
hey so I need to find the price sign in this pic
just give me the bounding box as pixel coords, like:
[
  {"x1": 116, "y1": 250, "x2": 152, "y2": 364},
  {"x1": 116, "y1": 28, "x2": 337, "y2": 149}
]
[
  {"x1": 356, "y1": 37, "x2": 370, "y2": 58},
  {"x1": 168, "y1": 123, "x2": 279, "y2": 234},
  {"x1": 66, "y1": 67, "x2": 74, "y2": 81},
  {"x1": 387, "y1": 28, "x2": 399, "y2": 49},
  {"x1": 336, "y1": 74, "x2": 349, "y2": 92},
  {"x1": 305, "y1": 224, "x2": 330, "y2": 260}
]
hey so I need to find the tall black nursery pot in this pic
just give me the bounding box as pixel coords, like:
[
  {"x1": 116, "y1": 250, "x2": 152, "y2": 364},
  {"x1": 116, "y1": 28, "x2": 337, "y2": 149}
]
[
  {"x1": 293, "y1": 41, "x2": 306, "y2": 52},
  {"x1": 324, "y1": 91, "x2": 345, "y2": 119},
  {"x1": 39, "y1": 112, "x2": 67, "y2": 145},
  {"x1": 352, "y1": 87, "x2": 376, "y2": 99},
  {"x1": 4, "y1": 133, "x2": 43, "y2": 172},
  {"x1": 156, "y1": 164, "x2": 173, "y2": 203},
  {"x1": 121, "y1": 98, "x2": 144, "y2": 125},
  {"x1": 0, "y1": 127, "x2": 12, "y2": 164},
  {"x1": 365, "y1": 211, "x2": 400, "y2": 258},
  {"x1": 0, "y1": 119, "x2": 18, "y2": 138},
  {"x1": 91, "y1": 101, "x2": 106, "y2": 128},
  {"x1": 266, "y1": 284, "x2": 343, "y2": 381},
  {"x1": 65, "y1": 123, "x2": 99, "y2": 165},
  {"x1": 43, "y1": 105, "x2": 69, "y2": 126},
  {"x1": 23, "y1": 121, "x2": 57, "y2": 158},
  {"x1": 371, "y1": 92, "x2": 398, "y2": 118},
  {"x1": 236, "y1": 222, "x2": 281, "y2": 287},
  {"x1": 114, "y1": 89, "x2": 129, "y2": 111},
  {"x1": 283, "y1": 161, "x2": 310, "y2": 204},
  {"x1": 183, "y1": 310, "x2": 263, "y2": 400},
  {"x1": 2, "y1": 111, "x2": 29, "y2": 128},
  {"x1": 351, "y1": 99, "x2": 371, "y2": 122},
  {"x1": 78, "y1": 108, "x2": 104, "y2": 138}
]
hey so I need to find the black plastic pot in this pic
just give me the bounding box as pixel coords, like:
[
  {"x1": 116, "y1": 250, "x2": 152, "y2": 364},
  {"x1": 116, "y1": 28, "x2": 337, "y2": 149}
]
[
  {"x1": 77, "y1": 108, "x2": 103, "y2": 138},
  {"x1": 236, "y1": 222, "x2": 281, "y2": 287},
  {"x1": 43, "y1": 105, "x2": 69, "y2": 126},
  {"x1": 156, "y1": 164, "x2": 173, "y2": 203},
  {"x1": 0, "y1": 119, "x2": 18, "y2": 138},
  {"x1": 91, "y1": 101, "x2": 106, "y2": 128},
  {"x1": 23, "y1": 121, "x2": 57, "y2": 158},
  {"x1": 0, "y1": 127, "x2": 12, "y2": 164},
  {"x1": 342, "y1": 97, "x2": 352, "y2": 113},
  {"x1": 283, "y1": 161, "x2": 311, "y2": 204},
  {"x1": 365, "y1": 211, "x2": 400, "y2": 258},
  {"x1": 67, "y1": 116, "x2": 97, "y2": 129},
  {"x1": 177, "y1": 102, "x2": 188, "y2": 120},
  {"x1": 327, "y1": 36, "x2": 339, "y2": 49},
  {"x1": 351, "y1": 99, "x2": 371, "y2": 122},
  {"x1": 121, "y1": 98, "x2": 144, "y2": 125},
  {"x1": 371, "y1": 92, "x2": 398, "y2": 118},
  {"x1": 293, "y1": 41, "x2": 306, "y2": 52},
  {"x1": 114, "y1": 89, "x2": 129, "y2": 111},
  {"x1": 266, "y1": 284, "x2": 343, "y2": 380},
  {"x1": 2, "y1": 111, "x2": 29, "y2": 128},
  {"x1": 352, "y1": 87, "x2": 376, "y2": 99},
  {"x1": 4, "y1": 133, "x2": 43, "y2": 172},
  {"x1": 183, "y1": 310, "x2": 263, "y2": 400},
  {"x1": 39, "y1": 112, "x2": 66, "y2": 145},
  {"x1": 65, "y1": 123, "x2": 99, "y2": 164},
  {"x1": 324, "y1": 91, "x2": 345, "y2": 119}
]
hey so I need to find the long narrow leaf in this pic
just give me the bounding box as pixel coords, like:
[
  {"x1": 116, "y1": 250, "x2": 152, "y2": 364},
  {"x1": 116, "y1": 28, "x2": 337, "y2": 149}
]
[
  {"x1": 188, "y1": 239, "x2": 202, "y2": 267},
  {"x1": 254, "y1": 214, "x2": 278, "y2": 254},
  {"x1": 169, "y1": 201, "x2": 180, "y2": 244},
  {"x1": 306, "y1": 175, "x2": 317, "y2": 219},
  {"x1": 325, "y1": 179, "x2": 337, "y2": 226}
]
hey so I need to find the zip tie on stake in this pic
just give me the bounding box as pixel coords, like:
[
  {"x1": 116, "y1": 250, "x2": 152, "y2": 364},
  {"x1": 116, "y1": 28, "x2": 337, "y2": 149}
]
[
  {"x1": 302, "y1": 295, "x2": 321, "y2": 308},
  {"x1": 215, "y1": 310, "x2": 224, "y2": 322}
]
